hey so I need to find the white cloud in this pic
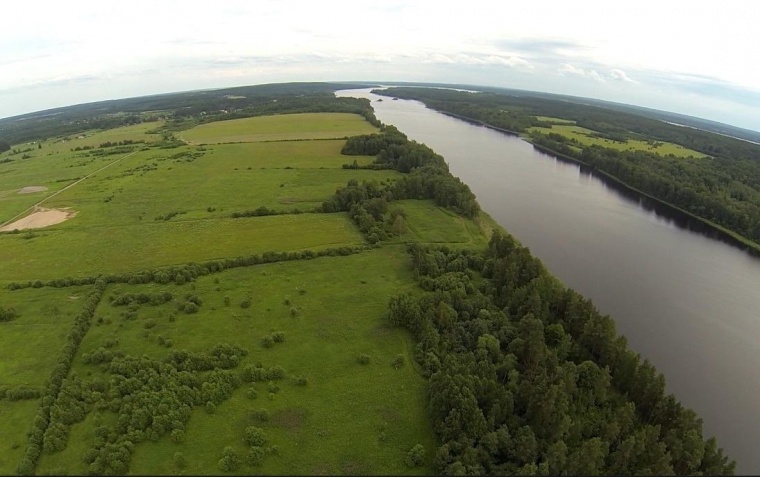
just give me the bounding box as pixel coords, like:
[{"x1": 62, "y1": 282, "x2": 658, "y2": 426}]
[
  {"x1": 0, "y1": 0, "x2": 759, "y2": 130},
  {"x1": 609, "y1": 68, "x2": 636, "y2": 83},
  {"x1": 559, "y1": 64, "x2": 605, "y2": 82}
]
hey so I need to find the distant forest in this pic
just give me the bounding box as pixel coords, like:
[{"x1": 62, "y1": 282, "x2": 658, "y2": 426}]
[{"x1": 376, "y1": 87, "x2": 760, "y2": 249}]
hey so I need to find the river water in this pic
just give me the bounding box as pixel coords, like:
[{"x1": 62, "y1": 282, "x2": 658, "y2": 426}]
[{"x1": 337, "y1": 88, "x2": 760, "y2": 473}]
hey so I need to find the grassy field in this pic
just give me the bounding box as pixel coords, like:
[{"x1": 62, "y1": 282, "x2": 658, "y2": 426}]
[
  {"x1": 180, "y1": 113, "x2": 379, "y2": 144},
  {"x1": 528, "y1": 124, "x2": 707, "y2": 158},
  {"x1": 0, "y1": 111, "x2": 466, "y2": 475},
  {"x1": 0, "y1": 213, "x2": 365, "y2": 280},
  {"x1": 0, "y1": 285, "x2": 91, "y2": 385},
  {"x1": 36, "y1": 249, "x2": 435, "y2": 475},
  {"x1": 0, "y1": 400, "x2": 40, "y2": 474},
  {"x1": 535, "y1": 116, "x2": 575, "y2": 124},
  {"x1": 390, "y1": 199, "x2": 489, "y2": 247}
]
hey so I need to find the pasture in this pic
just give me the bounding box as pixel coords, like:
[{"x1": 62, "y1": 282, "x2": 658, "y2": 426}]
[
  {"x1": 529, "y1": 124, "x2": 707, "y2": 158},
  {"x1": 0, "y1": 110, "x2": 480, "y2": 475},
  {"x1": 0, "y1": 285, "x2": 91, "y2": 385},
  {"x1": 36, "y1": 249, "x2": 435, "y2": 475},
  {"x1": 180, "y1": 113, "x2": 379, "y2": 144}
]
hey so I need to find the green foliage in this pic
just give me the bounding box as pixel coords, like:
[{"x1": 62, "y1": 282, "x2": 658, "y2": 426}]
[
  {"x1": 387, "y1": 237, "x2": 736, "y2": 475},
  {"x1": 0, "y1": 306, "x2": 19, "y2": 322},
  {"x1": 405, "y1": 444, "x2": 426, "y2": 467},
  {"x1": 218, "y1": 446, "x2": 240, "y2": 472},
  {"x1": 243, "y1": 426, "x2": 268, "y2": 447},
  {"x1": 246, "y1": 446, "x2": 266, "y2": 467},
  {"x1": 357, "y1": 353, "x2": 371, "y2": 365}
]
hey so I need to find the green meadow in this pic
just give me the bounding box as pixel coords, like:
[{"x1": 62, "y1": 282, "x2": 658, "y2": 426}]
[
  {"x1": 0, "y1": 110, "x2": 493, "y2": 475},
  {"x1": 528, "y1": 124, "x2": 707, "y2": 158},
  {"x1": 37, "y1": 249, "x2": 436, "y2": 475},
  {"x1": 180, "y1": 113, "x2": 378, "y2": 144},
  {"x1": 0, "y1": 286, "x2": 91, "y2": 386}
]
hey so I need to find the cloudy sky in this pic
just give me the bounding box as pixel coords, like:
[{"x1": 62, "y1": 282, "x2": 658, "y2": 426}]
[{"x1": 2, "y1": 0, "x2": 759, "y2": 131}]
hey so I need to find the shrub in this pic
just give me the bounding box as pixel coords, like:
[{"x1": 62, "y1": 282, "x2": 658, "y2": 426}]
[
  {"x1": 357, "y1": 354, "x2": 371, "y2": 365},
  {"x1": 247, "y1": 446, "x2": 266, "y2": 467},
  {"x1": 272, "y1": 331, "x2": 285, "y2": 343},
  {"x1": 261, "y1": 336, "x2": 274, "y2": 348},
  {"x1": 405, "y1": 444, "x2": 426, "y2": 467},
  {"x1": 243, "y1": 426, "x2": 268, "y2": 447},
  {"x1": 240, "y1": 298, "x2": 251, "y2": 309}
]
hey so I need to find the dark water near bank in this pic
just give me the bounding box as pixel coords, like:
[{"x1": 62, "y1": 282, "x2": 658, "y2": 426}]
[{"x1": 337, "y1": 88, "x2": 760, "y2": 474}]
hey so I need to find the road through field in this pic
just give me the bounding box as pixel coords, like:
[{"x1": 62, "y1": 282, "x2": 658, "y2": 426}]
[{"x1": 0, "y1": 150, "x2": 140, "y2": 229}]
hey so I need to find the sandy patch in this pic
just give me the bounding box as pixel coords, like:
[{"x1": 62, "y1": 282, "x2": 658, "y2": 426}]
[
  {"x1": 18, "y1": 186, "x2": 48, "y2": 194},
  {"x1": 0, "y1": 207, "x2": 76, "y2": 232}
]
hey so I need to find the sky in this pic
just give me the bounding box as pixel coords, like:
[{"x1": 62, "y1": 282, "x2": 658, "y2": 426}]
[{"x1": 2, "y1": 0, "x2": 760, "y2": 131}]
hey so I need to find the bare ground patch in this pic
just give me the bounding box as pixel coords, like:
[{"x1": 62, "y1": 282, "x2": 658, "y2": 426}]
[
  {"x1": 18, "y1": 186, "x2": 48, "y2": 194},
  {"x1": 0, "y1": 207, "x2": 76, "y2": 232},
  {"x1": 271, "y1": 407, "x2": 308, "y2": 431}
]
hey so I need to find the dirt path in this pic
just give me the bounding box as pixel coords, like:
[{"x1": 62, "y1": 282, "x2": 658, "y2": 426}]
[{"x1": 0, "y1": 150, "x2": 139, "y2": 229}]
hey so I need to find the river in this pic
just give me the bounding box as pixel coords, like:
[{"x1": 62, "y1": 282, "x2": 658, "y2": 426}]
[{"x1": 337, "y1": 88, "x2": 760, "y2": 474}]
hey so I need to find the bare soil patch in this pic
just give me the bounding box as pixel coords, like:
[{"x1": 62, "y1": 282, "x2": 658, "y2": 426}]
[
  {"x1": 271, "y1": 407, "x2": 308, "y2": 431},
  {"x1": 18, "y1": 186, "x2": 48, "y2": 194},
  {"x1": 0, "y1": 207, "x2": 76, "y2": 232}
]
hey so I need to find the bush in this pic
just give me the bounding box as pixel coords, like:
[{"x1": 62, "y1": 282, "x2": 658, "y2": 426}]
[
  {"x1": 357, "y1": 354, "x2": 371, "y2": 365},
  {"x1": 240, "y1": 298, "x2": 251, "y2": 309},
  {"x1": 392, "y1": 354, "x2": 405, "y2": 369},
  {"x1": 250, "y1": 408, "x2": 270, "y2": 423},
  {"x1": 261, "y1": 336, "x2": 274, "y2": 348},
  {"x1": 173, "y1": 452, "x2": 187, "y2": 470},
  {"x1": 272, "y1": 331, "x2": 286, "y2": 343},
  {"x1": 247, "y1": 446, "x2": 266, "y2": 467},
  {"x1": 405, "y1": 444, "x2": 425, "y2": 467},
  {"x1": 243, "y1": 426, "x2": 268, "y2": 447},
  {"x1": 0, "y1": 307, "x2": 19, "y2": 322},
  {"x1": 218, "y1": 447, "x2": 240, "y2": 472},
  {"x1": 184, "y1": 302, "x2": 199, "y2": 314}
]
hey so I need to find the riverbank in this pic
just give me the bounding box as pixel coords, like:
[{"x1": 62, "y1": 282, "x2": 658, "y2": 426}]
[{"x1": 424, "y1": 108, "x2": 760, "y2": 258}]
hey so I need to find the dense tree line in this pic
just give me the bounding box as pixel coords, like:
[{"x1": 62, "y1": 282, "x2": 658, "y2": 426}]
[
  {"x1": 532, "y1": 133, "x2": 760, "y2": 244},
  {"x1": 6, "y1": 245, "x2": 367, "y2": 291},
  {"x1": 386, "y1": 236, "x2": 735, "y2": 475},
  {"x1": 17, "y1": 279, "x2": 107, "y2": 475},
  {"x1": 378, "y1": 87, "x2": 760, "y2": 248},
  {"x1": 322, "y1": 127, "x2": 479, "y2": 243},
  {"x1": 0, "y1": 385, "x2": 41, "y2": 401}
]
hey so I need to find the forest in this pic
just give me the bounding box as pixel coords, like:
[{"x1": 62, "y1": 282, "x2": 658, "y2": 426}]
[{"x1": 376, "y1": 87, "x2": 760, "y2": 248}]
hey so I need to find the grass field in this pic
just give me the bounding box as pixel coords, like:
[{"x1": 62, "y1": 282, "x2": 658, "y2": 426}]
[
  {"x1": 180, "y1": 113, "x2": 379, "y2": 144},
  {"x1": 0, "y1": 111, "x2": 478, "y2": 475},
  {"x1": 37, "y1": 249, "x2": 435, "y2": 475},
  {"x1": 535, "y1": 116, "x2": 576, "y2": 124},
  {"x1": 0, "y1": 213, "x2": 365, "y2": 280},
  {"x1": 0, "y1": 286, "x2": 91, "y2": 385},
  {"x1": 0, "y1": 400, "x2": 40, "y2": 474},
  {"x1": 391, "y1": 199, "x2": 489, "y2": 247},
  {"x1": 528, "y1": 124, "x2": 707, "y2": 158}
]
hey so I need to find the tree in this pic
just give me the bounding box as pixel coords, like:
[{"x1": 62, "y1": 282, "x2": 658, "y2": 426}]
[
  {"x1": 243, "y1": 426, "x2": 268, "y2": 447},
  {"x1": 218, "y1": 446, "x2": 240, "y2": 472},
  {"x1": 0, "y1": 140, "x2": 9, "y2": 153},
  {"x1": 406, "y1": 444, "x2": 426, "y2": 467}
]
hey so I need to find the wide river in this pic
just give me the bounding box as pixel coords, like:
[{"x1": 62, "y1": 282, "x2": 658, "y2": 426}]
[{"x1": 338, "y1": 88, "x2": 760, "y2": 473}]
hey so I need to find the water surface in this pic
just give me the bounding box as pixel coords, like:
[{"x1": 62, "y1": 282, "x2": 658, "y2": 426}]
[{"x1": 338, "y1": 88, "x2": 760, "y2": 474}]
